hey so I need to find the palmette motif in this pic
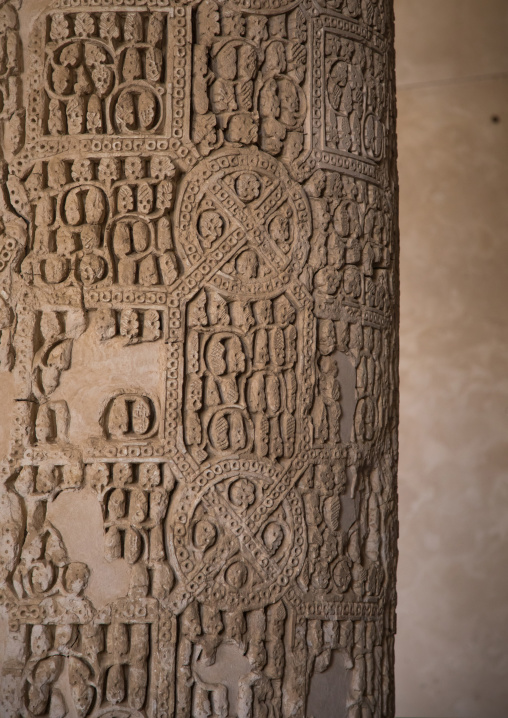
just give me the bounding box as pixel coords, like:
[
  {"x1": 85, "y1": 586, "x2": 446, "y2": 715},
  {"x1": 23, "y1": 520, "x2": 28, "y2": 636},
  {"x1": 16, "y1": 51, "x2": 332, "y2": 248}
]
[{"x1": 0, "y1": 0, "x2": 398, "y2": 716}]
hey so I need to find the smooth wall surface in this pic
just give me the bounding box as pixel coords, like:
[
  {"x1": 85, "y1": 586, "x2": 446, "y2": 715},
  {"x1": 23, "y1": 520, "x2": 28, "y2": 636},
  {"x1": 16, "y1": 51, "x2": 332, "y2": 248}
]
[{"x1": 395, "y1": 2, "x2": 508, "y2": 717}]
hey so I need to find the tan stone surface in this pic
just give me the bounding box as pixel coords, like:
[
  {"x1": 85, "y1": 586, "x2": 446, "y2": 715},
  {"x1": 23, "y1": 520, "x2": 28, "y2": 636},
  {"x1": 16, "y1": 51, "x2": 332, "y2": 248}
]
[
  {"x1": 395, "y1": 0, "x2": 508, "y2": 87},
  {"x1": 0, "y1": 1, "x2": 399, "y2": 716},
  {"x1": 395, "y1": 2, "x2": 508, "y2": 715}
]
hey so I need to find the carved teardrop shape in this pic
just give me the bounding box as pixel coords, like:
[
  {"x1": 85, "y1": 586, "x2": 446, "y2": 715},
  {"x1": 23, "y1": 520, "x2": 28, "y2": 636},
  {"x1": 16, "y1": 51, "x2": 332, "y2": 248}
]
[
  {"x1": 85, "y1": 186, "x2": 106, "y2": 223},
  {"x1": 64, "y1": 188, "x2": 82, "y2": 225}
]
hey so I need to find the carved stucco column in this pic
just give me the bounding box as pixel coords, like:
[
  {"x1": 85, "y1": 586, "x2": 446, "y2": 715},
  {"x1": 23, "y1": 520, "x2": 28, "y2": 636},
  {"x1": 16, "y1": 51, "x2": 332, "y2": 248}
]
[{"x1": 0, "y1": 0, "x2": 398, "y2": 716}]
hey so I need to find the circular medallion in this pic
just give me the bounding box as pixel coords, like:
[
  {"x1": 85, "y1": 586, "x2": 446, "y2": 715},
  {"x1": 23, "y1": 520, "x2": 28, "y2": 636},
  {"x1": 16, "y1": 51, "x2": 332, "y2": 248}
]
[
  {"x1": 167, "y1": 459, "x2": 306, "y2": 611},
  {"x1": 174, "y1": 149, "x2": 311, "y2": 295}
]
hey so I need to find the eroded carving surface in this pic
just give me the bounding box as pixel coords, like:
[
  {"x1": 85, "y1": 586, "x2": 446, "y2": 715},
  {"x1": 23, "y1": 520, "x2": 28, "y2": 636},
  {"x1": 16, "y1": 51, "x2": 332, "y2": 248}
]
[{"x1": 0, "y1": 0, "x2": 398, "y2": 716}]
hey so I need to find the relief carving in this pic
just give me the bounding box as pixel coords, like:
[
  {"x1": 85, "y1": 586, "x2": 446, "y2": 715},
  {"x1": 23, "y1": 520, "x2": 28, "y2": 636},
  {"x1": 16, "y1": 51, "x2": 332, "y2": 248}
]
[{"x1": 0, "y1": 1, "x2": 398, "y2": 716}]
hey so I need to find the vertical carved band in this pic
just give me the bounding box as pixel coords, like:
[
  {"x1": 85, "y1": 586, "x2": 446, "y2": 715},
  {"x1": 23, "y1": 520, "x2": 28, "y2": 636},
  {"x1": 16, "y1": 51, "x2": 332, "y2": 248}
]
[{"x1": 0, "y1": 0, "x2": 398, "y2": 716}]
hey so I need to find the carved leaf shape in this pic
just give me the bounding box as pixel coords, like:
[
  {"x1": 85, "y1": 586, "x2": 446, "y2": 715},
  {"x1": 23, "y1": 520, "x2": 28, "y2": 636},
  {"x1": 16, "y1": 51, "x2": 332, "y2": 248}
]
[
  {"x1": 284, "y1": 324, "x2": 297, "y2": 364},
  {"x1": 35, "y1": 193, "x2": 54, "y2": 227},
  {"x1": 50, "y1": 13, "x2": 70, "y2": 42},
  {"x1": 91, "y1": 64, "x2": 113, "y2": 98},
  {"x1": 52, "y1": 65, "x2": 72, "y2": 95},
  {"x1": 334, "y1": 202, "x2": 350, "y2": 237},
  {"x1": 86, "y1": 93, "x2": 102, "y2": 133},
  {"x1": 117, "y1": 257, "x2": 136, "y2": 285},
  {"x1": 123, "y1": 13, "x2": 143, "y2": 42},
  {"x1": 40, "y1": 366, "x2": 60, "y2": 396},
  {"x1": 281, "y1": 412, "x2": 295, "y2": 457},
  {"x1": 106, "y1": 663, "x2": 125, "y2": 704},
  {"x1": 112, "y1": 462, "x2": 134, "y2": 486},
  {"x1": 138, "y1": 254, "x2": 159, "y2": 286},
  {"x1": 46, "y1": 530, "x2": 67, "y2": 566},
  {"x1": 143, "y1": 309, "x2": 161, "y2": 341},
  {"x1": 130, "y1": 623, "x2": 150, "y2": 660},
  {"x1": 47, "y1": 338, "x2": 72, "y2": 371},
  {"x1": 44, "y1": 255, "x2": 70, "y2": 284},
  {"x1": 265, "y1": 374, "x2": 281, "y2": 415},
  {"x1": 128, "y1": 666, "x2": 148, "y2": 710},
  {"x1": 285, "y1": 369, "x2": 297, "y2": 413},
  {"x1": 324, "y1": 495, "x2": 341, "y2": 532},
  {"x1": 122, "y1": 47, "x2": 142, "y2": 82},
  {"x1": 145, "y1": 46, "x2": 163, "y2": 82},
  {"x1": 108, "y1": 397, "x2": 129, "y2": 437},
  {"x1": 87, "y1": 45, "x2": 107, "y2": 70},
  {"x1": 151, "y1": 563, "x2": 174, "y2": 600},
  {"x1": 80, "y1": 252, "x2": 106, "y2": 285},
  {"x1": 60, "y1": 43, "x2": 80, "y2": 68},
  {"x1": 185, "y1": 410, "x2": 202, "y2": 446},
  {"x1": 247, "y1": 373, "x2": 266, "y2": 413},
  {"x1": 32, "y1": 561, "x2": 55, "y2": 593},
  {"x1": 138, "y1": 90, "x2": 157, "y2": 129},
  {"x1": 269, "y1": 417, "x2": 283, "y2": 458},
  {"x1": 74, "y1": 65, "x2": 93, "y2": 96},
  {"x1": 68, "y1": 658, "x2": 94, "y2": 718},
  {"x1": 131, "y1": 397, "x2": 152, "y2": 435},
  {"x1": 204, "y1": 375, "x2": 221, "y2": 407},
  {"x1": 117, "y1": 185, "x2": 134, "y2": 213},
  {"x1": 149, "y1": 487, "x2": 169, "y2": 523},
  {"x1": 154, "y1": 181, "x2": 173, "y2": 213},
  {"x1": 270, "y1": 327, "x2": 285, "y2": 366},
  {"x1": 132, "y1": 220, "x2": 150, "y2": 253},
  {"x1": 255, "y1": 412, "x2": 269, "y2": 457},
  {"x1": 220, "y1": 376, "x2": 238, "y2": 404},
  {"x1": 113, "y1": 222, "x2": 131, "y2": 257},
  {"x1": 98, "y1": 157, "x2": 120, "y2": 185},
  {"x1": 159, "y1": 252, "x2": 178, "y2": 286},
  {"x1": 147, "y1": 14, "x2": 164, "y2": 46},
  {"x1": 333, "y1": 557, "x2": 351, "y2": 592},
  {"x1": 137, "y1": 182, "x2": 153, "y2": 215},
  {"x1": 64, "y1": 189, "x2": 82, "y2": 226},
  {"x1": 130, "y1": 489, "x2": 148, "y2": 523},
  {"x1": 119, "y1": 309, "x2": 139, "y2": 339},
  {"x1": 86, "y1": 463, "x2": 109, "y2": 494},
  {"x1": 107, "y1": 621, "x2": 128, "y2": 655},
  {"x1": 108, "y1": 489, "x2": 126, "y2": 520},
  {"x1": 312, "y1": 395, "x2": 328, "y2": 442},
  {"x1": 48, "y1": 99, "x2": 65, "y2": 136},
  {"x1": 211, "y1": 414, "x2": 229, "y2": 451},
  {"x1": 104, "y1": 526, "x2": 122, "y2": 561},
  {"x1": 47, "y1": 158, "x2": 67, "y2": 190},
  {"x1": 138, "y1": 463, "x2": 161, "y2": 489},
  {"x1": 229, "y1": 411, "x2": 246, "y2": 451},
  {"x1": 251, "y1": 328, "x2": 267, "y2": 368},
  {"x1": 85, "y1": 186, "x2": 106, "y2": 224},
  {"x1": 151, "y1": 156, "x2": 175, "y2": 180},
  {"x1": 99, "y1": 13, "x2": 120, "y2": 42},
  {"x1": 124, "y1": 527, "x2": 142, "y2": 564},
  {"x1": 31, "y1": 625, "x2": 51, "y2": 659},
  {"x1": 115, "y1": 93, "x2": 135, "y2": 131},
  {"x1": 74, "y1": 12, "x2": 95, "y2": 38}
]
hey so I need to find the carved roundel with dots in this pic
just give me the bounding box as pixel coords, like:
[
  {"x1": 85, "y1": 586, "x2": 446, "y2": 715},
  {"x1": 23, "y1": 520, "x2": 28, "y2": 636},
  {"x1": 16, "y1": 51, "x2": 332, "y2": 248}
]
[
  {"x1": 174, "y1": 149, "x2": 311, "y2": 287},
  {"x1": 167, "y1": 460, "x2": 306, "y2": 611}
]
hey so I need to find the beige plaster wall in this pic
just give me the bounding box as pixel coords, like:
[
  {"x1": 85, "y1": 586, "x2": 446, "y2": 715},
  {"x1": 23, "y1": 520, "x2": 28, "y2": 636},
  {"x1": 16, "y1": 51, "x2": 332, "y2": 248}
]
[{"x1": 395, "y1": 2, "x2": 508, "y2": 717}]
